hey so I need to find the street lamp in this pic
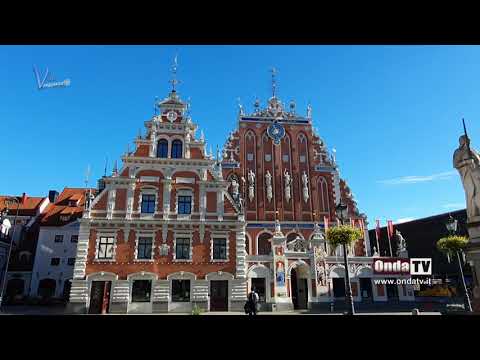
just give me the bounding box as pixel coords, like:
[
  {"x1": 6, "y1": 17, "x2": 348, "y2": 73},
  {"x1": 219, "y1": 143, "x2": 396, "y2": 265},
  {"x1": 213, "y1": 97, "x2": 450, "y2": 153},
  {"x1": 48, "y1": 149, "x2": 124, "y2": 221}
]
[
  {"x1": 335, "y1": 201, "x2": 355, "y2": 315},
  {"x1": 0, "y1": 197, "x2": 20, "y2": 309},
  {"x1": 444, "y1": 214, "x2": 472, "y2": 312}
]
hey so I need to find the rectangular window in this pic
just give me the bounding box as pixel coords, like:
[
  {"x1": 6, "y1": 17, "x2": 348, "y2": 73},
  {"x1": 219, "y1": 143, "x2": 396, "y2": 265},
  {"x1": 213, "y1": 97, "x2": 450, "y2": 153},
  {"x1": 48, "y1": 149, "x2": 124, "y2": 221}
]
[
  {"x1": 54, "y1": 235, "x2": 64, "y2": 243},
  {"x1": 213, "y1": 238, "x2": 227, "y2": 260},
  {"x1": 175, "y1": 238, "x2": 190, "y2": 260},
  {"x1": 71, "y1": 235, "x2": 78, "y2": 243},
  {"x1": 51, "y1": 258, "x2": 60, "y2": 266},
  {"x1": 282, "y1": 155, "x2": 289, "y2": 163},
  {"x1": 67, "y1": 258, "x2": 75, "y2": 266},
  {"x1": 97, "y1": 236, "x2": 115, "y2": 259},
  {"x1": 178, "y1": 196, "x2": 192, "y2": 215},
  {"x1": 132, "y1": 280, "x2": 152, "y2": 302},
  {"x1": 172, "y1": 279, "x2": 190, "y2": 302},
  {"x1": 141, "y1": 194, "x2": 156, "y2": 214},
  {"x1": 137, "y1": 237, "x2": 153, "y2": 260}
]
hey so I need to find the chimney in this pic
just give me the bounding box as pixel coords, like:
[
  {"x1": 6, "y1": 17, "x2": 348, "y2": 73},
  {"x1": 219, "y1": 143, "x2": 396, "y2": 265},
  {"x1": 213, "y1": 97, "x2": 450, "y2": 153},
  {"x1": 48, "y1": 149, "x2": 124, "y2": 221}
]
[
  {"x1": 48, "y1": 190, "x2": 59, "y2": 204},
  {"x1": 22, "y1": 193, "x2": 27, "y2": 204}
]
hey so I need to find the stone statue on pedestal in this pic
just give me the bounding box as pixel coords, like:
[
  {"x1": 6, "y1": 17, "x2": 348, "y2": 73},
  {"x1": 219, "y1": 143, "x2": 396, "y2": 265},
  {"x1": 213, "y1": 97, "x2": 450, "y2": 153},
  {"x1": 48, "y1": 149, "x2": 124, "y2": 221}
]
[
  {"x1": 454, "y1": 134, "x2": 480, "y2": 219},
  {"x1": 394, "y1": 230, "x2": 407, "y2": 257}
]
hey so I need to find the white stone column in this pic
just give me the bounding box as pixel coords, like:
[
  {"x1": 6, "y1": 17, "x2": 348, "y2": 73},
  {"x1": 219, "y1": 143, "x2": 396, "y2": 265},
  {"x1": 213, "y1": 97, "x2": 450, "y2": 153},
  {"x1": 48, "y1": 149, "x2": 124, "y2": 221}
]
[
  {"x1": 162, "y1": 178, "x2": 172, "y2": 220},
  {"x1": 235, "y1": 225, "x2": 247, "y2": 279},
  {"x1": 199, "y1": 183, "x2": 206, "y2": 221}
]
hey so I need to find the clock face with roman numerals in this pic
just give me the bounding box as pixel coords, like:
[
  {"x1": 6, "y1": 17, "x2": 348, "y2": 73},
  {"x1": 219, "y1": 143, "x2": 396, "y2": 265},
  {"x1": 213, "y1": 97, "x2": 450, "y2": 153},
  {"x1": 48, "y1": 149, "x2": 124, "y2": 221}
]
[
  {"x1": 166, "y1": 111, "x2": 178, "y2": 122},
  {"x1": 267, "y1": 122, "x2": 285, "y2": 145}
]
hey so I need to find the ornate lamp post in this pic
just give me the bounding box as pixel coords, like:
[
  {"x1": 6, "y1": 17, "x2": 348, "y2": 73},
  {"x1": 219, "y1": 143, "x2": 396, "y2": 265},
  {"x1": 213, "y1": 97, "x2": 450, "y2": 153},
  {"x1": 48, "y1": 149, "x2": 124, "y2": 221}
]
[
  {"x1": 335, "y1": 202, "x2": 355, "y2": 315},
  {"x1": 444, "y1": 215, "x2": 473, "y2": 312},
  {"x1": 0, "y1": 197, "x2": 20, "y2": 309}
]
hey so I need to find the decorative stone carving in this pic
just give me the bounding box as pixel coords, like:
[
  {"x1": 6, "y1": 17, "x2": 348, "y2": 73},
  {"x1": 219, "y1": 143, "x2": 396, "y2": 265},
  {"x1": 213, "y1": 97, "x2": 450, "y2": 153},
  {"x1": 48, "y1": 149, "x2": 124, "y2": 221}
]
[
  {"x1": 394, "y1": 230, "x2": 408, "y2": 257},
  {"x1": 248, "y1": 169, "x2": 255, "y2": 202},
  {"x1": 230, "y1": 178, "x2": 239, "y2": 200},
  {"x1": 286, "y1": 236, "x2": 308, "y2": 252},
  {"x1": 454, "y1": 134, "x2": 480, "y2": 219},
  {"x1": 302, "y1": 171, "x2": 309, "y2": 203},
  {"x1": 284, "y1": 169, "x2": 291, "y2": 203},
  {"x1": 265, "y1": 170, "x2": 273, "y2": 202},
  {"x1": 274, "y1": 219, "x2": 283, "y2": 237}
]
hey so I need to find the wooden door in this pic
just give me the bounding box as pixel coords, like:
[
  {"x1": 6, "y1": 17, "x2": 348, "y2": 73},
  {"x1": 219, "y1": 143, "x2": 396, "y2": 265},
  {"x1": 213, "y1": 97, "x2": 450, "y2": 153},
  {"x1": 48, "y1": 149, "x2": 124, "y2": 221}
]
[
  {"x1": 89, "y1": 281, "x2": 105, "y2": 314},
  {"x1": 210, "y1": 280, "x2": 228, "y2": 311}
]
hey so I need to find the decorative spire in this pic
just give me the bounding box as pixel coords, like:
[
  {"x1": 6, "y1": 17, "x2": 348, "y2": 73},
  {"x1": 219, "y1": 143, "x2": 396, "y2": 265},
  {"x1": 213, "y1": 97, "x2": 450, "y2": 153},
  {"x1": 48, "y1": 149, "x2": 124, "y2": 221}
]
[
  {"x1": 270, "y1": 67, "x2": 278, "y2": 98},
  {"x1": 112, "y1": 160, "x2": 118, "y2": 177},
  {"x1": 154, "y1": 96, "x2": 159, "y2": 115},
  {"x1": 169, "y1": 54, "x2": 180, "y2": 92},
  {"x1": 85, "y1": 164, "x2": 90, "y2": 189},
  {"x1": 104, "y1": 156, "x2": 108, "y2": 177},
  {"x1": 200, "y1": 130, "x2": 205, "y2": 142},
  {"x1": 237, "y1": 97, "x2": 244, "y2": 116}
]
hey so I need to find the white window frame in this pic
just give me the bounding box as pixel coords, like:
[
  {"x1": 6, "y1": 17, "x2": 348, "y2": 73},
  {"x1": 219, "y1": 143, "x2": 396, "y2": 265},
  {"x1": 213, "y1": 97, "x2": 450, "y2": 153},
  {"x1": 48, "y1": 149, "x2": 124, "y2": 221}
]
[
  {"x1": 94, "y1": 233, "x2": 117, "y2": 262},
  {"x1": 210, "y1": 234, "x2": 229, "y2": 262},
  {"x1": 134, "y1": 232, "x2": 155, "y2": 262},
  {"x1": 54, "y1": 234, "x2": 64, "y2": 243},
  {"x1": 139, "y1": 188, "x2": 158, "y2": 217},
  {"x1": 173, "y1": 233, "x2": 193, "y2": 262},
  {"x1": 176, "y1": 188, "x2": 194, "y2": 220}
]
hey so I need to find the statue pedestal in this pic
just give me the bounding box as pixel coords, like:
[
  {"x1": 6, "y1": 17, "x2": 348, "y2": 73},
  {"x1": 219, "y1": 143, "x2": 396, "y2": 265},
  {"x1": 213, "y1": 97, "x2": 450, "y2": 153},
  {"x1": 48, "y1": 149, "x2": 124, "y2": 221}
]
[{"x1": 466, "y1": 221, "x2": 480, "y2": 313}]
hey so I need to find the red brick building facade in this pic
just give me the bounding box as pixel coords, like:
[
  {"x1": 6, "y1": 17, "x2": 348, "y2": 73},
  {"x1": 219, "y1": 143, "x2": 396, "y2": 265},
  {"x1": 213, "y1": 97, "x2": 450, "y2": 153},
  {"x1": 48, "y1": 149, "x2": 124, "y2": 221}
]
[
  {"x1": 69, "y1": 78, "x2": 414, "y2": 314},
  {"x1": 69, "y1": 88, "x2": 247, "y2": 313}
]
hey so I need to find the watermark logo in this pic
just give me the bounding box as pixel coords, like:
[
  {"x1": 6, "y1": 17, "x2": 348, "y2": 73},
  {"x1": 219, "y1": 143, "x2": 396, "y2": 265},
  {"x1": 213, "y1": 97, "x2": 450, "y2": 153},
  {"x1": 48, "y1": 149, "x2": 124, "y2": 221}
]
[
  {"x1": 33, "y1": 65, "x2": 71, "y2": 90},
  {"x1": 373, "y1": 257, "x2": 432, "y2": 275}
]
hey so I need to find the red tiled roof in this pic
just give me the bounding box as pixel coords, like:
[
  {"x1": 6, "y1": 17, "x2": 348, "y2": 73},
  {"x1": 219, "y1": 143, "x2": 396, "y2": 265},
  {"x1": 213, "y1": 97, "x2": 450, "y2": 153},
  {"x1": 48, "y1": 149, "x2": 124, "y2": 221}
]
[
  {"x1": 0, "y1": 195, "x2": 46, "y2": 217},
  {"x1": 40, "y1": 188, "x2": 96, "y2": 226}
]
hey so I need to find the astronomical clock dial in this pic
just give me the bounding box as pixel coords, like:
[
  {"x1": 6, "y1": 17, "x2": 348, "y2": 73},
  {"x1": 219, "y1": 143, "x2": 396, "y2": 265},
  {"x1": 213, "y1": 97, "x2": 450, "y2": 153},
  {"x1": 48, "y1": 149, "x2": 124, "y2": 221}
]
[
  {"x1": 166, "y1": 111, "x2": 178, "y2": 122},
  {"x1": 267, "y1": 121, "x2": 286, "y2": 145}
]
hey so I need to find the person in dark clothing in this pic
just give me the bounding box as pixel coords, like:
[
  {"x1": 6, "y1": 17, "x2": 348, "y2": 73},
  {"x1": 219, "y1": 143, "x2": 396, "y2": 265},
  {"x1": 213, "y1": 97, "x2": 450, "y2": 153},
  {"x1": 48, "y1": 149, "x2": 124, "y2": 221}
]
[{"x1": 245, "y1": 287, "x2": 259, "y2": 316}]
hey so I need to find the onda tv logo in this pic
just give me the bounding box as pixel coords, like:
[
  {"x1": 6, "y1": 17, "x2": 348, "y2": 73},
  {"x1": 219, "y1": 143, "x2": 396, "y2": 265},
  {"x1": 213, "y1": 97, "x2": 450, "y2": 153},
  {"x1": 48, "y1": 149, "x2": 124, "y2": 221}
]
[{"x1": 373, "y1": 258, "x2": 432, "y2": 276}]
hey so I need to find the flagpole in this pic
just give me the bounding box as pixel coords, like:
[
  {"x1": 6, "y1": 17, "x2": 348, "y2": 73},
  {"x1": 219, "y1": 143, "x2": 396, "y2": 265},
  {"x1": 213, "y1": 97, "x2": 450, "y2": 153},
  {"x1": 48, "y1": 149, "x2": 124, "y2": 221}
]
[{"x1": 387, "y1": 220, "x2": 393, "y2": 257}]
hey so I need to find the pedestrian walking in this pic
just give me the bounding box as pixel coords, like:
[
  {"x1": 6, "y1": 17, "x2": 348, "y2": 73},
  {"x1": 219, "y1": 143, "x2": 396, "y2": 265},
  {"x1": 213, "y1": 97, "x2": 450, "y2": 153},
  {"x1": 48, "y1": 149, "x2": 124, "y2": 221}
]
[{"x1": 245, "y1": 287, "x2": 259, "y2": 316}]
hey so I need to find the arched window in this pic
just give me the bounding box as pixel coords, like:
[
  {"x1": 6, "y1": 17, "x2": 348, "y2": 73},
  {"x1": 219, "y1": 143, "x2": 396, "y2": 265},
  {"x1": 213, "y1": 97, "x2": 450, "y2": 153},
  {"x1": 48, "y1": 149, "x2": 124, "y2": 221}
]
[
  {"x1": 257, "y1": 233, "x2": 272, "y2": 255},
  {"x1": 171, "y1": 140, "x2": 183, "y2": 159},
  {"x1": 157, "y1": 139, "x2": 168, "y2": 158}
]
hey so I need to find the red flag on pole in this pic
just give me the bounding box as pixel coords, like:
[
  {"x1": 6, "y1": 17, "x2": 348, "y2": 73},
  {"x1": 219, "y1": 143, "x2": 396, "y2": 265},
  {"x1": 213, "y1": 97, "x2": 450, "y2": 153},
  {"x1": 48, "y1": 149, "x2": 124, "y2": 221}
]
[
  {"x1": 387, "y1": 220, "x2": 394, "y2": 240},
  {"x1": 375, "y1": 219, "x2": 381, "y2": 255},
  {"x1": 387, "y1": 220, "x2": 394, "y2": 257}
]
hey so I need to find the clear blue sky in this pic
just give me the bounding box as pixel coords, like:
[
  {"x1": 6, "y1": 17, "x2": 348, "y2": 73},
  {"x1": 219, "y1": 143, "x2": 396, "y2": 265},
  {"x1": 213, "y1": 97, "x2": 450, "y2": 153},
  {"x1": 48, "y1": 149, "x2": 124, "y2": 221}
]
[{"x1": 1, "y1": 45, "x2": 478, "y2": 228}]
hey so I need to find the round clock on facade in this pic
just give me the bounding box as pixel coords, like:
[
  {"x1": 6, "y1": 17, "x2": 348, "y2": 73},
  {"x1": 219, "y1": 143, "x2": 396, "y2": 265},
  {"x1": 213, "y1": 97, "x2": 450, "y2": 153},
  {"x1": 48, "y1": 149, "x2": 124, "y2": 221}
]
[
  {"x1": 267, "y1": 121, "x2": 285, "y2": 145},
  {"x1": 166, "y1": 111, "x2": 178, "y2": 122}
]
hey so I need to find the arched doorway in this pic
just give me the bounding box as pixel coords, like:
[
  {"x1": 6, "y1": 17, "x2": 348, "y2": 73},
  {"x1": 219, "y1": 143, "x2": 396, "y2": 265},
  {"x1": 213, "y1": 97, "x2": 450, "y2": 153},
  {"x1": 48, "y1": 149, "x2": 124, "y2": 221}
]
[
  {"x1": 291, "y1": 265, "x2": 309, "y2": 310},
  {"x1": 63, "y1": 279, "x2": 72, "y2": 301},
  {"x1": 38, "y1": 279, "x2": 56, "y2": 299},
  {"x1": 257, "y1": 233, "x2": 272, "y2": 255},
  {"x1": 5, "y1": 279, "x2": 24, "y2": 304}
]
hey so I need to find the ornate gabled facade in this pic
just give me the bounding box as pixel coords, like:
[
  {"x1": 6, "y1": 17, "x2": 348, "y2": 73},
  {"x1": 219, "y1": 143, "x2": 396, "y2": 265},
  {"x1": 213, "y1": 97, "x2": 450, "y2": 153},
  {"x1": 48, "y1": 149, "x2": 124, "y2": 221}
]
[
  {"x1": 68, "y1": 69, "x2": 415, "y2": 313},
  {"x1": 69, "y1": 88, "x2": 247, "y2": 314},
  {"x1": 222, "y1": 91, "x2": 414, "y2": 310}
]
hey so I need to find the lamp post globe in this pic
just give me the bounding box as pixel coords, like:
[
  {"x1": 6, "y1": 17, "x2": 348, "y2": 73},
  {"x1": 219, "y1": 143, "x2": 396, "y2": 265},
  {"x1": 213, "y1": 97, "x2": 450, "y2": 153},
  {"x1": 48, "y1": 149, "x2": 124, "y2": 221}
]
[{"x1": 445, "y1": 214, "x2": 458, "y2": 234}]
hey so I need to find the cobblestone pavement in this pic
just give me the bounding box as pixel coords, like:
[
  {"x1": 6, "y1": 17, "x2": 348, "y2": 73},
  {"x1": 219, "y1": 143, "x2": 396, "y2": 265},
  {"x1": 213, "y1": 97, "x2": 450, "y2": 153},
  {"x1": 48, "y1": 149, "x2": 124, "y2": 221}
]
[{"x1": 0, "y1": 306, "x2": 442, "y2": 315}]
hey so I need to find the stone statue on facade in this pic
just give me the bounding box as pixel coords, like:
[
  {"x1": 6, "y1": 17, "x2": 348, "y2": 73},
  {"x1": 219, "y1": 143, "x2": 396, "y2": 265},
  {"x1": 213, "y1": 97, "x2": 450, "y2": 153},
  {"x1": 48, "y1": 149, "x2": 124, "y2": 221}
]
[
  {"x1": 394, "y1": 230, "x2": 407, "y2": 257},
  {"x1": 307, "y1": 104, "x2": 312, "y2": 118},
  {"x1": 454, "y1": 134, "x2": 480, "y2": 219},
  {"x1": 265, "y1": 170, "x2": 273, "y2": 202},
  {"x1": 230, "y1": 178, "x2": 239, "y2": 200},
  {"x1": 284, "y1": 169, "x2": 291, "y2": 203},
  {"x1": 274, "y1": 219, "x2": 282, "y2": 237},
  {"x1": 248, "y1": 170, "x2": 255, "y2": 202},
  {"x1": 302, "y1": 171, "x2": 309, "y2": 203}
]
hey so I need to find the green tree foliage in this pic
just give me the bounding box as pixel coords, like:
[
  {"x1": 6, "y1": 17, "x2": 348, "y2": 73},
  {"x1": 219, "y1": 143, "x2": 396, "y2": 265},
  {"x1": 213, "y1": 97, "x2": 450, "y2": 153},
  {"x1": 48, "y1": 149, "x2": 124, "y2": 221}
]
[
  {"x1": 436, "y1": 235, "x2": 468, "y2": 254},
  {"x1": 326, "y1": 225, "x2": 363, "y2": 248}
]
